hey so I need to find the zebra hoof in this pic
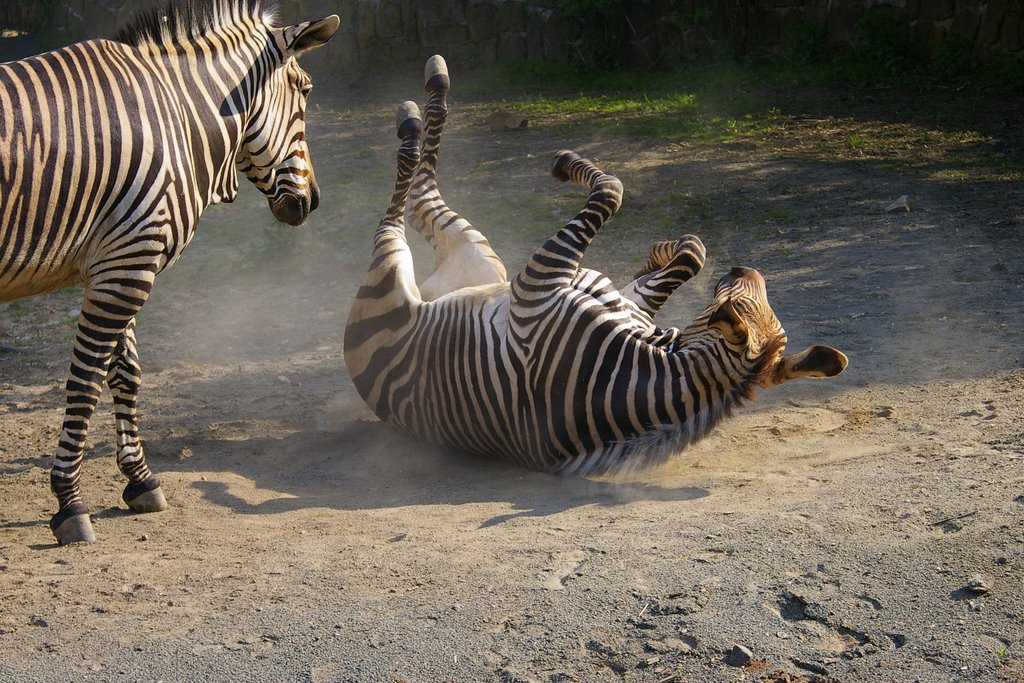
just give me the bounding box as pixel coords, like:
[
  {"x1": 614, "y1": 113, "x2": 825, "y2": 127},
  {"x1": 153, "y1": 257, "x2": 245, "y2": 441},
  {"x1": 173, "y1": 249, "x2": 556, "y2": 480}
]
[
  {"x1": 51, "y1": 513, "x2": 96, "y2": 545},
  {"x1": 396, "y1": 101, "x2": 422, "y2": 140},
  {"x1": 424, "y1": 54, "x2": 449, "y2": 93},
  {"x1": 123, "y1": 481, "x2": 168, "y2": 513},
  {"x1": 551, "y1": 150, "x2": 582, "y2": 182}
]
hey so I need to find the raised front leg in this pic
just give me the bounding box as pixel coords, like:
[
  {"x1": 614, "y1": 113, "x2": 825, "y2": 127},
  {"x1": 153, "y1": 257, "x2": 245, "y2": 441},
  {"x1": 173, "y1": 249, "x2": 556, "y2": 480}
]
[
  {"x1": 621, "y1": 236, "x2": 706, "y2": 317},
  {"x1": 106, "y1": 319, "x2": 167, "y2": 514},
  {"x1": 411, "y1": 55, "x2": 506, "y2": 301},
  {"x1": 512, "y1": 151, "x2": 623, "y2": 302},
  {"x1": 359, "y1": 101, "x2": 423, "y2": 306}
]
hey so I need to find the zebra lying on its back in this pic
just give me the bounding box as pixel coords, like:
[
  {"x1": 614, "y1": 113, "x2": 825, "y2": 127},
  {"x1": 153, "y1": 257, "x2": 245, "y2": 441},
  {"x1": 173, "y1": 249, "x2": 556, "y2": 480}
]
[
  {"x1": 0, "y1": 0, "x2": 338, "y2": 544},
  {"x1": 344, "y1": 56, "x2": 848, "y2": 476}
]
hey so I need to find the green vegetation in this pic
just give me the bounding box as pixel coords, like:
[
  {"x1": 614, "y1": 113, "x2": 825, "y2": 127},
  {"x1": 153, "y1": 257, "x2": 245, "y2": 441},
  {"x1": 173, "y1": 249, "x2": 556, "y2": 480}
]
[
  {"x1": 453, "y1": 52, "x2": 1023, "y2": 186},
  {"x1": 509, "y1": 90, "x2": 782, "y2": 144}
]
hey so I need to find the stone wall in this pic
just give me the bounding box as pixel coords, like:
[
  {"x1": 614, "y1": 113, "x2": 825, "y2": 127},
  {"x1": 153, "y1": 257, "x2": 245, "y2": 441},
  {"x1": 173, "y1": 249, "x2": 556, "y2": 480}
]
[
  {"x1": 623, "y1": 0, "x2": 1023, "y2": 65},
  {"x1": 6, "y1": 0, "x2": 1023, "y2": 67}
]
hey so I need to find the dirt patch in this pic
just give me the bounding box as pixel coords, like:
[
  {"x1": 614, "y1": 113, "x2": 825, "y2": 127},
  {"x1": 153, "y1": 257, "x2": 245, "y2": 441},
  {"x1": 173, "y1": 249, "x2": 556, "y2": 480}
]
[{"x1": 2, "y1": 69, "x2": 1023, "y2": 682}]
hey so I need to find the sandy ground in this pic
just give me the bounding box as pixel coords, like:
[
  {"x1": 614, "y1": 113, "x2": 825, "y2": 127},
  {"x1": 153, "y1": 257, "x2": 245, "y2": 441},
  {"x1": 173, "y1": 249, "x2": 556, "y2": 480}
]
[{"x1": 1, "y1": 64, "x2": 1023, "y2": 682}]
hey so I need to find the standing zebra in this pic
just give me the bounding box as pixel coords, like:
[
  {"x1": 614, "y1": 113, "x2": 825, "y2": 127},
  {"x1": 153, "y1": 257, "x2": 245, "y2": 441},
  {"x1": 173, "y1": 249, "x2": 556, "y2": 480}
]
[
  {"x1": 0, "y1": 0, "x2": 339, "y2": 544},
  {"x1": 344, "y1": 56, "x2": 848, "y2": 476}
]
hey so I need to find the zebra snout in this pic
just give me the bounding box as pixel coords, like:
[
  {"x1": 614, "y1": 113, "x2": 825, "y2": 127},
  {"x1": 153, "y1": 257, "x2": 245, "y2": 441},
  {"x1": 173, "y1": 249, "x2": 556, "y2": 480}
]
[{"x1": 269, "y1": 192, "x2": 311, "y2": 226}]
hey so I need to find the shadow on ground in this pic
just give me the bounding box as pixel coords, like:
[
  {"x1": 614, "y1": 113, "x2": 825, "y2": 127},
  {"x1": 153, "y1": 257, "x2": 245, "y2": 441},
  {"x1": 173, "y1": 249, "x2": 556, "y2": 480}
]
[{"x1": 147, "y1": 409, "x2": 709, "y2": 527}]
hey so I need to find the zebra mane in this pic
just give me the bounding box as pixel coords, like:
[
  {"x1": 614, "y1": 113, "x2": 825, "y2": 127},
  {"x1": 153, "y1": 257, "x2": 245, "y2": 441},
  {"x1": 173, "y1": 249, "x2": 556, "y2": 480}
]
[{"x1": 114, "y1": 0, "x2": 277, "y2": 47}]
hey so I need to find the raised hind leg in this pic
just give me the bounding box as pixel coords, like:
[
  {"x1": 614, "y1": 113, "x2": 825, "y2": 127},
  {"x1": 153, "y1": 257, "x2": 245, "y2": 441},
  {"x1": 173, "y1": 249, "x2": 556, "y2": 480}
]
[
  {"x1": 106, "y1": 319, "x2": 167, "y2": 514},
  {"x1": 620, "y1": 236, "x2": 706, "y2": 317},
  {"x1": 344, "y1": 101, "x2": 424, "y2": 405},
  {"x1": 410, "y1": 55, "x2": 506, "y2": 301}
]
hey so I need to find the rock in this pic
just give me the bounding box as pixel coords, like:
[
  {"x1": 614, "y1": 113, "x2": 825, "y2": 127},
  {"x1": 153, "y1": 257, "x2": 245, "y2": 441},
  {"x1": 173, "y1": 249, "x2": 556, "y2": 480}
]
[
  {"x1": 487, "y1": 111, "x2": 528, "y2": 132},
  {"x1": 724, "y1": 644, "x2": 753, "y2": 667},
  {"x1": 966, "y1": 574, "x2": 991, "y2": 595}
]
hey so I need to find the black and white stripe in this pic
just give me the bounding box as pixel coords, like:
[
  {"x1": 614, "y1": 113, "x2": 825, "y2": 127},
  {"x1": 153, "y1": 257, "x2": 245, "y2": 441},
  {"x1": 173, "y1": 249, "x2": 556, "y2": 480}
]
[
  {"x1": 345, "y1": 55, "x2": 848, "y2": 478},
  {"x1": 0, "y1": 0, "x2": 339, "y2": 544}
]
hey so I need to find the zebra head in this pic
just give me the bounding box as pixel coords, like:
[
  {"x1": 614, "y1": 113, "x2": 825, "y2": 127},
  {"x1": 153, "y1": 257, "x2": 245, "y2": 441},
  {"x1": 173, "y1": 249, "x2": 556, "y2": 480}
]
[
  {"x1": 695, "y1": 266, "x2": 848, "y2": 388},
  {"x1": 237, "y1": 15, "x2": 340, "y2": 226}
]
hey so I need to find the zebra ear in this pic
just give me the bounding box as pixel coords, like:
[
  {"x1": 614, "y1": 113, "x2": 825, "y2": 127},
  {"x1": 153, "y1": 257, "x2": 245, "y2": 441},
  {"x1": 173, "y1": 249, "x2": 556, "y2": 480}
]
[
  {"x1": 284, "y1": 15, "x2": 340, "y2": 56},
  {"x1": 708, "y1": 299, "x2": 748, "y2": 344},
  {"x1": 766, "y1": 345, "x2": 849, "y2": 386}
]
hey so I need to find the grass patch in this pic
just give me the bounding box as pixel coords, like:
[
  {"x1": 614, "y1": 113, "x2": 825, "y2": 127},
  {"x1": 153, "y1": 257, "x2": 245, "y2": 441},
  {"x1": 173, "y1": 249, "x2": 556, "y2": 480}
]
[
  {"x1": 501, "y1": 89, "x2": 784, "y2": 144},
  {"x1": 455, "y1": 59, "x2": 1023, "y2": 184}
]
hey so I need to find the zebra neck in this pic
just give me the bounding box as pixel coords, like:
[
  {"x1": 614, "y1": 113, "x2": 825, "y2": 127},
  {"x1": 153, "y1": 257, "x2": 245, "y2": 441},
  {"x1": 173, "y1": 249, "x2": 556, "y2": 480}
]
[
  {"x1": 671, "y1": 338, "x2": 776, "y2": 426},
  {"x1": 150, "y1": 36, "x2": 267, "y2": 208}
]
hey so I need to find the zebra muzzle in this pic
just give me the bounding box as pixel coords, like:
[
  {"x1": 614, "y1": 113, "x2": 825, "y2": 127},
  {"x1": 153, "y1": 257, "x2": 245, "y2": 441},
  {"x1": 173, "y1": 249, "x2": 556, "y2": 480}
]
[{"x1": 269, "y1": 192, "x2": 311, "y2": 226}]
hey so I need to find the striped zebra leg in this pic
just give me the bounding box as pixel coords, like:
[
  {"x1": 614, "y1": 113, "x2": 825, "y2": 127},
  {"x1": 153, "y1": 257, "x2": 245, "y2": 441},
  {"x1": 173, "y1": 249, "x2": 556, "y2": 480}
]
[
  {"x1": 50, "y1": 278, "x2": 155, "y2": 544},
  {"x1": 368, "y1": 100, "x2": 423, "y2": 297},
  {"x1": 411, "y1": 55, "x2": 506, "y2": 301},
  {"x1": 106, "y1": 319, "x2": 167, "y2": 514},
  {"x1": 513, "y1": 151, "x2": 623, "y2": 298},
  {"x1": 620, "y1": 236, "x2": 706, "y2": 317},
  {"x1": 344, "y1": 101, "x2": 424, "y2": 401}
]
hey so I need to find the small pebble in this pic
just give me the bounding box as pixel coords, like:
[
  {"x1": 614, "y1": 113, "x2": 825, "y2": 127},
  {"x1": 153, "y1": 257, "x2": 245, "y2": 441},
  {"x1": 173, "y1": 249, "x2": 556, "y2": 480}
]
[
  {"x1": 725, "y1": 644, "x2": 753, "y2": 667},
  {"x1": 966, "y1": 574, "x2": 990, "y2": 595}
]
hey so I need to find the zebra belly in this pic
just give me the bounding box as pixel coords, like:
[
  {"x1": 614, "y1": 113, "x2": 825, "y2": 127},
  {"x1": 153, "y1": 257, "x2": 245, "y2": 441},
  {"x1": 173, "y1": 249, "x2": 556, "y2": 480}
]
[
  {"x1": 0, "y1": 265, "x2": 82, "y2": 302},
  {"x1": 372, "y1": 291, "x2": 671, "y2": 472}
]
